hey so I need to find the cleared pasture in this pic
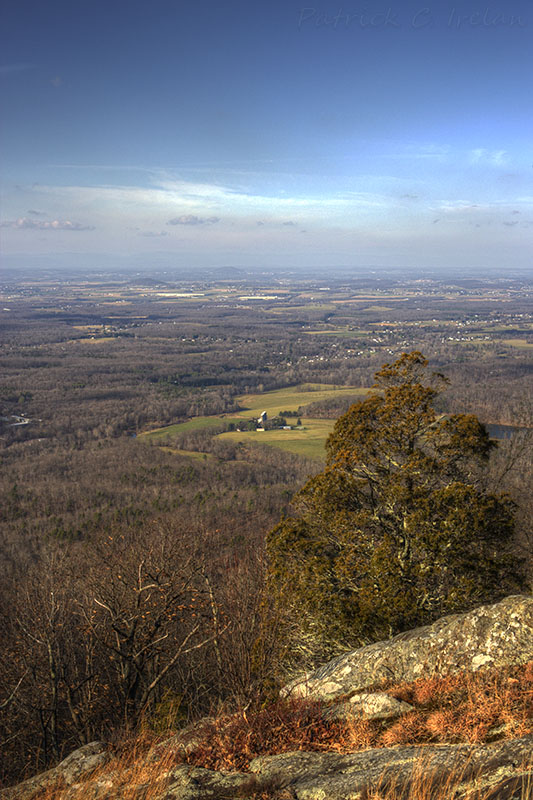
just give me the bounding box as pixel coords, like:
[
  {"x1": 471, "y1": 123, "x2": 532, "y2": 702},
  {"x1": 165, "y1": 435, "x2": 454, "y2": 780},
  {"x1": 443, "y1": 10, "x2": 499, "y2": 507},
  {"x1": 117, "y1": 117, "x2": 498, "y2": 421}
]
[
  {"x1": 232, "y1": 384, "x2": 367, "y2": 420},
  {"x1": 501, "y1": 338, "x2": 533, "y2": 349},
  {"x1": 139, "y1": 416, "x2": 223, "y2": 440},
  {"x1": 219, "y1": 419, "x2": 335, "y2": 461},
  {"x1": 139, "y1": 383, "x2": 369, "y2": 460}
]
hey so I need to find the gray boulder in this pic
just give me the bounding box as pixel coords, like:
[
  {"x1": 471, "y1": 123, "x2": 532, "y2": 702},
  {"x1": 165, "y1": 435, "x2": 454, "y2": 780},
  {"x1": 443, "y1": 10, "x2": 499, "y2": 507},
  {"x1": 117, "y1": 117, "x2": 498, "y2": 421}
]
[
  {"x1": 283, "y1": 595, "x2": 533, "y2": 701},
  {"x1": 324, "y1": 691, "x2": 414, "y2": 721},
  {"x1": 46, "y1": 764, "x2": 256, "y2": 800},
  {"x1": 0, "y1": 742, "x2": 109, "y2": 800},
  {"x1": 148, "y1": 717, "x2": 216, "y2": 761},
  {"x1": 153, "y1": 764, "x2": 257, "y2": 799},
  {"x1": 249, "y1": 735, "x2": 533, "y2": 799}
]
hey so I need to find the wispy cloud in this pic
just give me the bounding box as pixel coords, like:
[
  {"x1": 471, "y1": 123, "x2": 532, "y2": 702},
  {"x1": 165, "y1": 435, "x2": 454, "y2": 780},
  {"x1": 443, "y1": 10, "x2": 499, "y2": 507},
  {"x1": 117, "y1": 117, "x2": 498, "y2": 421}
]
[
  {"x1": 469, "y1": 148, "x2": 508, "y2": 166},
  {"x1": 1, "y1": 217, "x2": 95, "y2": 231},
  {"x1": 33, "y1": 177, "x2": 394, "y2": 230},
  {"x1": 139, "y1": 230, "x2": 168, "y2": 237},
  {"x1": 167, "y1": 214, "x2": 220, "y2": 226},
  {"x1": 153, "y1": 176, "x2": 392, "y2": 214},
  {"x1": 386, "y1": 143, "x2": 450, "y2": 160},
  {"x1": 430, "y1": 198, "x2": 533, "y2": 231},
  {"x1": 439, "y1": 201, "x2": 480, "y2": 212},
  {"x1": 0, "y1": 63, "x2": 34, "y2": 75},
  {"x1": 438, "y1": 199, "x2": 533, "y2": 215}
]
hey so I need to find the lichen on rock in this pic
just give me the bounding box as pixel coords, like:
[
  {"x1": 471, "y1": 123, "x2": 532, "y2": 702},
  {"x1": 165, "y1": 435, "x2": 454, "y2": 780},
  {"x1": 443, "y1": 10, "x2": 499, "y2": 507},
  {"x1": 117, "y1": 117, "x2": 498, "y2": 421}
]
[{"x1": 283, "y1": 595, "x2": 533, "y2": 701}]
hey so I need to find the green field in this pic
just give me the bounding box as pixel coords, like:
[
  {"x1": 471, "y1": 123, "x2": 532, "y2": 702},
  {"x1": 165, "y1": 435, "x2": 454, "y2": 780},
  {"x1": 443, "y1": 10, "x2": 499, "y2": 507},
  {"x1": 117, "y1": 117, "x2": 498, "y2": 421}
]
[
  {"x1": 219, "y1": 419, "x2": 335, "y2": 460},
  {"x1": 138, "y1": 416, "x2": 223, "y2": 439},
  {"x1": 501, "y1": 338, "x2": 533, "y2": 349},
  {"x1": 140, "y1": 384, "x2": 369, "y2": 460},
  {"x1": 231, "y1": 384, "x2": 368, "y2": 420},
  {"x1": 158, "y1": 446, "x2": 214, "y2": 460}
]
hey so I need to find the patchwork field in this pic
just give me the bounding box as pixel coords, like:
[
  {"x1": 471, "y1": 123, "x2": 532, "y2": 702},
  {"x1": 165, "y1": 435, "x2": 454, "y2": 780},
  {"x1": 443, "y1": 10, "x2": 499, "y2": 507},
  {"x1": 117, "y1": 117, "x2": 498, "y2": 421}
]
[{"x1": 140, "y1": 384, "x2": 369, "y2": 460}]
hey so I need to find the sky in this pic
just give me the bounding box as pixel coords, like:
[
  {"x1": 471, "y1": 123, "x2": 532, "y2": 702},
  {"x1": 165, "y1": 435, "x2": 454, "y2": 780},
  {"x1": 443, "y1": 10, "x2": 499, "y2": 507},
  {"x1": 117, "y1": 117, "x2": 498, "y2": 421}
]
[{"x1": 1, "y1": 0, "x2": 532, "y2": 274}]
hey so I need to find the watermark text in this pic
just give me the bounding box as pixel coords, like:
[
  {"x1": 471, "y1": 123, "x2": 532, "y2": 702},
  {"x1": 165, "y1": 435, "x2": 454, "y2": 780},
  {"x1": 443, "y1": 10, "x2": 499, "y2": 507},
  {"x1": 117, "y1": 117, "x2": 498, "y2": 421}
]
[{"x1": 297, "y1": 7, "x2": 527, "y2": 30}]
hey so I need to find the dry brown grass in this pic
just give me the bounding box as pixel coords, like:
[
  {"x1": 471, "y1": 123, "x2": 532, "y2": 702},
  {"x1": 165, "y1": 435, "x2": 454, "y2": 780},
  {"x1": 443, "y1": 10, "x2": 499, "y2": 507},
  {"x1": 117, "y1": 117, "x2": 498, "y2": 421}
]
[
  {"x1": 29, "y1": 661, "x2": 533, "y2": 799},
  {"x1": 176, "y1": 698, "x2": 342, "y2": 772},
  {"x1": 177, "y1": 660, "x2": 533, "y2": 772},
  {"x1": 364, "y1": 759, "x2": 533, "y2": 800},
  {"x1": 32, "y1": 736, "x2": 179, "y2": 800},
  {"x1": 383, "y1": 660, "x2": 533, "y2": 747}
]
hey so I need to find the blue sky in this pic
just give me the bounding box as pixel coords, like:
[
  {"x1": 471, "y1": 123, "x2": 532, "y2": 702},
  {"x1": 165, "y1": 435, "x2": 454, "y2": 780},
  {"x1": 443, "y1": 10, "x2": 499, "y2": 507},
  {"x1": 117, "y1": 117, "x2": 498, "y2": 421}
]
[{"x1": 1, "y1": 0, "x2": 532, "y2": 272}]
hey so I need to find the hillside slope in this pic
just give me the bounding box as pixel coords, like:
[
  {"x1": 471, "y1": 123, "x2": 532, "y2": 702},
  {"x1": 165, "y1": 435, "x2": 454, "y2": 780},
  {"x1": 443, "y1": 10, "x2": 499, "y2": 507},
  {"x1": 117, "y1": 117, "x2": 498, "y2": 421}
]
[{"x1": 3, "y1": 596, "x2": 532, "y2": 800}]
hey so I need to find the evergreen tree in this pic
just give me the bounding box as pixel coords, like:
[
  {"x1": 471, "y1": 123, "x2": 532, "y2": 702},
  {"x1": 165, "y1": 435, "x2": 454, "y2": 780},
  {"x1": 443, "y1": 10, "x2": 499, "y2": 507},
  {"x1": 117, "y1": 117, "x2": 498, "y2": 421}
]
[{"x1": 267, "y1": 352, "x2": 523, "y2": 661}]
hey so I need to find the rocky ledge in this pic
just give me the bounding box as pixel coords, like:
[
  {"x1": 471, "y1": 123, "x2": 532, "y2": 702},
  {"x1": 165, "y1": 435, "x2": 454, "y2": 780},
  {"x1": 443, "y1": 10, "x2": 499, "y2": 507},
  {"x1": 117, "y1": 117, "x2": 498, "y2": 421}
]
[
  {"x1": 2, "y1": 595, "x2": 532, "y2": 800},
  {"x1": 4, "y1": 736, "x2": 531, "y2": 800},
  {"x1": 283, "y1": 594, "x2": 533, "y2": 701}
]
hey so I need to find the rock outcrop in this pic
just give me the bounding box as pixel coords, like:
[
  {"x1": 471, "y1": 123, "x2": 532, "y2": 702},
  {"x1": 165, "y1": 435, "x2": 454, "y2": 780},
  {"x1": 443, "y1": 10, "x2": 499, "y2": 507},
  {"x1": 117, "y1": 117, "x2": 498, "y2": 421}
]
[
  {"x1": 2, "y1": 596, "x2": 532, "y2": 800},
  {"x1": 0, "y1": 742, "x2": 110, "y2": 800},
  {"x1": 11, "y1": 737, "x2": 530, "y2": 800},
  {"x1": 283, "y1": 595, "x2": 533, "y2": 701},
  {"x1": 249, "y1": 736, "x2": 533, "y2": 799},
  {"x1": 323, "y1": 691, "x2": 414, "y2": 721}
]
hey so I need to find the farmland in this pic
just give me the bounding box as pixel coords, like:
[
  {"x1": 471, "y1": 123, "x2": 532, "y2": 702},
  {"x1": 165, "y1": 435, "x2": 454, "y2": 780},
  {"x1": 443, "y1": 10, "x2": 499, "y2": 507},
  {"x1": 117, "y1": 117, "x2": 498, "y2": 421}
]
[{"x1": 140, "y1": 384, "x2": 369, "y2": 460}]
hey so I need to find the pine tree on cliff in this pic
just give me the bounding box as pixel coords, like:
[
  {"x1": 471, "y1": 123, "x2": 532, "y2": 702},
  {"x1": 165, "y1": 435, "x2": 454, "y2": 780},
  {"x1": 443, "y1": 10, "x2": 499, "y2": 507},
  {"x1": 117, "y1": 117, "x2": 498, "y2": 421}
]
[{"x1": 267, "y1": 352, "x2": 524, "y2": 661}]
